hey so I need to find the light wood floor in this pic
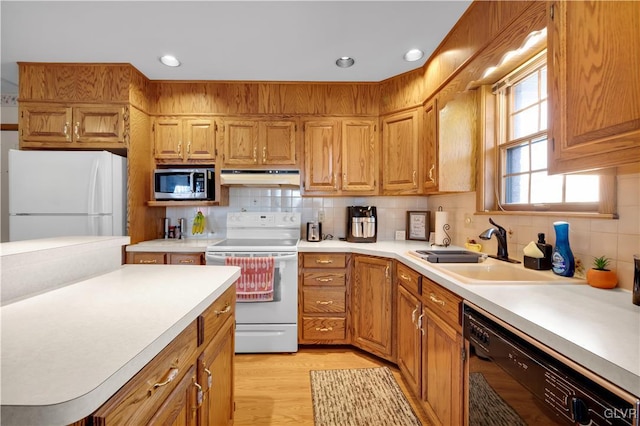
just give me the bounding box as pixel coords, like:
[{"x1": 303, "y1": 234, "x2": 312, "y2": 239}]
[{"x1": 234, "y1": 346, "x2": 432, "y2": 425}]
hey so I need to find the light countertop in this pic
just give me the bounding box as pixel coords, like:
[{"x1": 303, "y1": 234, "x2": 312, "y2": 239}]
[
  {"x1": 298, "y1": 239, "x2": 640, "y2": 398},
  {"x1": 125, "y1": 238, "x2": 223, "y2": 252},
  {"x1": 1, "y1": 264, "x2": 241, "y2": 426}
]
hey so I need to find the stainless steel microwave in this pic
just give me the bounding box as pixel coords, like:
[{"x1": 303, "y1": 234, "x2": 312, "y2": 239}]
[{"x1": 154, "y1": 168, "x2": 215, "y2": 200}]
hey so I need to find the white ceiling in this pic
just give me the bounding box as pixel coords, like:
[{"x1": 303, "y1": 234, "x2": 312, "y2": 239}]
[{"x1": 1, "y1": 1, "x2": 471, "y2": 94}]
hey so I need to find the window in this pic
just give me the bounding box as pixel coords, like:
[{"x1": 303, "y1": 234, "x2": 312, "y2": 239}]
[{"x1": 493, "y1": 51, "x2": 601, "y2": 212}]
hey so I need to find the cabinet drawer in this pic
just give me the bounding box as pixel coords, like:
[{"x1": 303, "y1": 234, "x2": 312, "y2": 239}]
[
  {"x1": 302, "y1": 288, "x2": 346, "y2": 313},
  {"x1": 303, "y1": 254, "x2": 346, "y2": 268},
  {"x1": 302, "y1": 317, "x2": 347, "y2": 340},
  {"x1": 129, "y1": 252, "x2": 167, "y2": 264},
  {"x1": 422, "y1": 278, "x2": 462, "y2": 328},
  {"x1": 302, "y1": 272, "x2": 346, "y2": 287},
  {"x1": 90, "y1": 321, "x2": 198, "y2": 425},
  {"x1": 169, "y1": 252, "x2": 203, "y2": 265},
  {"x1": 396, "y1": 263, "x2": 421, "y2": 295},
  {"x1": 198, "y1": 285, "x2": 236, "y2": 346}
]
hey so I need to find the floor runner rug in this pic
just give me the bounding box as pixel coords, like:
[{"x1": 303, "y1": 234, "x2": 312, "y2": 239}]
[{"x1": 310, "y1": 366, "x2": 421, "y2": 426}]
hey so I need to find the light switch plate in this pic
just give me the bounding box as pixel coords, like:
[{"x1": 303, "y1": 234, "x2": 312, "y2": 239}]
[{"x1": 395, "y1": 230, "x2": 406, "y2": 240}]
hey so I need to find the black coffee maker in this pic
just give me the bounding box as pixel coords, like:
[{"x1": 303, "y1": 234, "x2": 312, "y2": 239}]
[{"x1": 346, "y1": 206, "x2": 377, "y2": 243}]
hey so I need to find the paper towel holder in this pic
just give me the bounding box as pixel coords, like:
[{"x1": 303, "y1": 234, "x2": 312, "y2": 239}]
[{"x1": 431, "y1": 206, "x2": 451, "y2": 247}]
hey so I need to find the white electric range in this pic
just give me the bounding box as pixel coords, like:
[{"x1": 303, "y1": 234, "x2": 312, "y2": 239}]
[{"x1": 206, "y1": 211, "x2": 300, "y2": 353}]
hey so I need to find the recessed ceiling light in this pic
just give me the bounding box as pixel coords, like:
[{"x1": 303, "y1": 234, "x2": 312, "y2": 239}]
[
  {"x1": 160, "y1": 55, "x2": 181, "y2": 67},
  {"x1": 403, "y1": 49, "x2": 424, "y2": 62},
  {"x1": 336, "y1": 56, "x2": 355, "y2": 68}
]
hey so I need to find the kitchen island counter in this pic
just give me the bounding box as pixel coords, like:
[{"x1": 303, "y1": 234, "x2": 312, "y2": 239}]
[
  {"x1": 299, "y1": 240, "x2": 640, "y2": 398},
  {"x1": 0, "y1": 264, "x2": 240, "y2": 426}
]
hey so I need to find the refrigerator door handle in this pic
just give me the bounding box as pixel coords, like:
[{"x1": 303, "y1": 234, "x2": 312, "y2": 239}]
[{"x1": 88, "y1": 159, "x2": 100, "y2": 215}]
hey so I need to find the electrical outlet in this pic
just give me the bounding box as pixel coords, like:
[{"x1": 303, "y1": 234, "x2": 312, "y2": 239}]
[
  {"x1": 395, "y1": 230, "x2": 406, "y2": 240},
  {"x1": 318, "y1": 209, "x2": 325, "y2": 222}
]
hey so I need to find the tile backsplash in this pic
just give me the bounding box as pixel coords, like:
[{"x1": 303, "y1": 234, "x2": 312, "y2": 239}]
[{"x1": 166, "y1": 173, "x2": 640, "y2": 291}]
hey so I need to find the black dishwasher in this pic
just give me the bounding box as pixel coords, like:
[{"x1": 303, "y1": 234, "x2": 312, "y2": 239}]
[{"x1": 463, "y1": 304, "x2": 638, "y2": 426}]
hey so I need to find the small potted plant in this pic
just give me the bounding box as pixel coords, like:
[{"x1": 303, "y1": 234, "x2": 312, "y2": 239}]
[{"x1": 586, "y1": 256, "x2": 618, "y2": 289}]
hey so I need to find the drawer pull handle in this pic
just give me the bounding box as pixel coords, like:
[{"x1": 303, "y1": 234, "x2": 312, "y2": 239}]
[
  {"x1": 204, "y1": 367, "x2": 213, "y2": 389},
  {"x1": 429, "y1": 293, "x2": 445, "y2": 307},
  {"x1": 315, "y1": 327, "x2": 333, "y2": 332},
  {"x1": 316, "y1": 300, "x2": 334, "y2": 305},
  {"x1": 316, "y1": 277, "x2": 334, "y2": 282},
  {"x1": 179, "y1": 259, "x2": 195, "y2": 264},
  {"x1": 214, "y1": 304, "x2": 231, "y2": 317},
  {"x1": 150, "y1": 367, "x2": 179, "y2": 394},
  {"x1": 139, "y1": 259, "x2": 158, "y2": 264},
  {"x1": 400, "y1": 273, "x2": 411, "y2": 282},
  {"x1": 315, "y1": 259, "x2": 334, "y2": 264}
]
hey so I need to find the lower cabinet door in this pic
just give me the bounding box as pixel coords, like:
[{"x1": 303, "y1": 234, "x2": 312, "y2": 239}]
[
  {"x1": 422, "y1": 309, "x2": 464, "y2": 426},
  {"x1": 147, "y1": 365, "x2": 199, "y2": 426},
  {"x1": 396, "y1": 285, "x2": 422, "y2": 397},
  {"x1": 198, "y1": 317, "x2": 235, "y2": 426}
]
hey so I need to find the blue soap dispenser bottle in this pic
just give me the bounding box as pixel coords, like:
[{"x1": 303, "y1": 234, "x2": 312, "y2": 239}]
[{"x1": 552, "y1": 221, "x2": 575, "y2": 277}]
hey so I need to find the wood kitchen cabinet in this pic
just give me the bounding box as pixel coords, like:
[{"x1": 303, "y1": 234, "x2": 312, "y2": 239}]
[
  {"x1": 302, "y1": 118, "x2": 378, "y2": 195},
  {"x1": 19, "y1": 103, "x2": 126, "y2": 149},
  {"x1": 197, "y1": 316, "x2": 235, "y2": 426},
  {"x1": 422, "y1": 100, "x2": 438, "y2": 193},
  {"x1": 153, "y1": 117, "x2": 216, "y2": 162},
  {"x1": 88, "y1": 285, "x2": 236, "y2": 425},
  {"x1": 431, "y1": 89, "x2": 477, "y2": 194},
  {"x1": 396, "y1": 263, "x2": 422, "y2": 398},
  {"x1": 381, "y1": 108, "x2": 421, "y2": 194},
  {"x1": 548, "y1": 0, "x2": 640, "y2": 173},
  {"x1": 352, "y1": 255, "x2": 394, "y2": 361},
  {"x1": 421, "y1": 277, "x2": 465, "y2": 426},
  {"x1": 299, "y1": 253, "x2": 350, "y2": 344},
  {"x1": 126, "y1": 251, "x2": 205, "y2": 265},
  {"x1": 220, "y1": 118, "x2": 297, "y2": 167}
]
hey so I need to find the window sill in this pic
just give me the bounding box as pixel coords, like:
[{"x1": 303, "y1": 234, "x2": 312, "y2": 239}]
[{"x1": 475, "y1": 211, "x2": 618, "y2": 220}]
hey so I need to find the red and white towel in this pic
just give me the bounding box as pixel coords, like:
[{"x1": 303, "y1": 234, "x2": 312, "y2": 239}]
[{"x1": 225, "y1": 257, "x2": 275, "y2": 302}]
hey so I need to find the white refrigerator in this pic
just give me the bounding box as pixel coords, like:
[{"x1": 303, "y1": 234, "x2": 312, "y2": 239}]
[{"x1": 8, "y1": 150, "x2": 127, "y2": 241}]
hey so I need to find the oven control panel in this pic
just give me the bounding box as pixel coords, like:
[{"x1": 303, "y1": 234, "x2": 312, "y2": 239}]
[{"x1": 227, "y1": 212, "x2": 301, "y2": 228}]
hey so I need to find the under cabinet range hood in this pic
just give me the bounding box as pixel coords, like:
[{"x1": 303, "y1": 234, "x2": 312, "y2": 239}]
[{"x1": 219, "y1": 169, "x2": 301, "y2": 187}]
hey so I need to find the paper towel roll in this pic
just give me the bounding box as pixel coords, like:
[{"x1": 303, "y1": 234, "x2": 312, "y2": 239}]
[{"x1": 434, "y1": 210, "x2": 449, "y2": 246}]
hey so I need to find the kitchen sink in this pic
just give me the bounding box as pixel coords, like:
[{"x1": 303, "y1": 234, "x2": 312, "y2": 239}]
[{"x1": 430, "y1": 260, "x2": 584, "y2": 285}]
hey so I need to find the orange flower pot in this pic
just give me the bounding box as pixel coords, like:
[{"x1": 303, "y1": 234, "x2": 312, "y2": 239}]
[{"x1": 586, "y1": 268, "x2": 618, "y2": 289}]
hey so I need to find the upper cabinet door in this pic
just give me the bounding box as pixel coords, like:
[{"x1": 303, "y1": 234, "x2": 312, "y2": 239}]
[
  {"x1": 74, "y1": 106, "x2": 125, "y2": 145},
  {"x1": 381, "y1": 109, "x2": 421, "y2": 194},
  {"x1": 423, "y1": 100, "x2": 438, "y2": 193},
  {"x1": 548, "y1": 1, "x2": 640, "y2": 173},
  {"x1": 223, "y1": 120, "x2": 259, "y2": 165},
  {"x1": 303, "y1": 120, "x2": 340, "y2": 193},
  {"x1": 260, "y1": 120, "x2": 297, "y2": 165},
  {"x1": 20, "y1": 104, "x2": 72, "y2": 143},
  {"x1": 184, "y1": 118, "x2": 216, "y2": 161},
  {"x1": 154, "y1": 118, "x2": 183, "y2": 160},
  {"x1": 341, "y1": 119, "x2": 378, "y2": 193}
]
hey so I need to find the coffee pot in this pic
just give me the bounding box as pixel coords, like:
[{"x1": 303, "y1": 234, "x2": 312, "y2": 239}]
[{"x1": 346, "y1": 206, "x2": 377, "y2": 243}]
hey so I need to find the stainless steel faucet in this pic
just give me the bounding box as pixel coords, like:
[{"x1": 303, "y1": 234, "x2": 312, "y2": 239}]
[{"x1": 479, "y1": 218, "x2": 513, "y2": 262}]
